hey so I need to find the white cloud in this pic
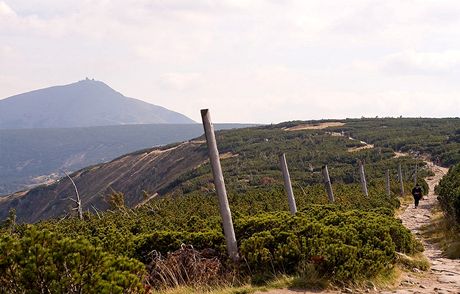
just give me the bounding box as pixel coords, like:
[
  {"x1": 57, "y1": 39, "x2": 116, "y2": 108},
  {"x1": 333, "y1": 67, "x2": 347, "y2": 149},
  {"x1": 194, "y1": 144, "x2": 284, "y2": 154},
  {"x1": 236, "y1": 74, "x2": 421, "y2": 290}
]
[
  {"x1": 157, "y1": 72, "x2": 203, "y2": 91},
  {"x1": 381, "y1": 50, "x2": 460, "y2": 75},
  {"x1": 0, "y1": 1, "x2": 15, "y2": 16},
  {"x1": 1, "y1": 0, "x2": 460, "y2": 122}
]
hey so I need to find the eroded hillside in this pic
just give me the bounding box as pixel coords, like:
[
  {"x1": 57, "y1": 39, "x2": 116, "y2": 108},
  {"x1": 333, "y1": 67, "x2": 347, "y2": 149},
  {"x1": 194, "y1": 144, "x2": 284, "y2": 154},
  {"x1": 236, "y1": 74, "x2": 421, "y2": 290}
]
[{"x1": 0, "y1": 141, "x2": 208, "y2": 222}]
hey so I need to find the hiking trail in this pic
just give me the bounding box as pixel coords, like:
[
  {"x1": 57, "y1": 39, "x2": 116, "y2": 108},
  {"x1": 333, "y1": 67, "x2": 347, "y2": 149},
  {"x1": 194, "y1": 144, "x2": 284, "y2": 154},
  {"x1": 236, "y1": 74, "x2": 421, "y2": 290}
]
[
  {"x1": 381, "y1": 159, "x2": 460, "y2": 294},
  {"x1": 257, "y1": 157, "x2": 460, "y2": 294}
]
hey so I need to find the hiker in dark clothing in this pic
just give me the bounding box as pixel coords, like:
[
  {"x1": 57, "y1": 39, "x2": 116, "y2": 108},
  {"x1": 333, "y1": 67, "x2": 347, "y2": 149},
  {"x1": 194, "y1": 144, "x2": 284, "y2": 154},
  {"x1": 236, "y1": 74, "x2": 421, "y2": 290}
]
[{"x1": 412, "y1": 183, "x2": 423, "y2": 208}]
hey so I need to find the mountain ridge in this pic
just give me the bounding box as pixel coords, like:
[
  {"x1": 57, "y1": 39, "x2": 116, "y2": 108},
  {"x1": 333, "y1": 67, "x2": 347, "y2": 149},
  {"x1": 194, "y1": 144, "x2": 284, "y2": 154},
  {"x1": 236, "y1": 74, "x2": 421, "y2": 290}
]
[{"x1": 0, "y1": 123, "x2": 256, "y2": 195}]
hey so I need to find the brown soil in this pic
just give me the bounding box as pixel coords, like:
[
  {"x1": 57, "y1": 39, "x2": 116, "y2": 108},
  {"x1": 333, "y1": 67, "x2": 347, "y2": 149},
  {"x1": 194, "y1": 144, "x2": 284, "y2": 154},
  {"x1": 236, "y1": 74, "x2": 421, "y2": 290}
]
[
  {"x1": 284, "y1": 122, "x2": 345, "y2": 131},
  {"x1": 394, "y1": 152, "x2": 408, "y2": 158},
  {"x1": 347, "y1": 143, "x2": 374, "y2": 153}
]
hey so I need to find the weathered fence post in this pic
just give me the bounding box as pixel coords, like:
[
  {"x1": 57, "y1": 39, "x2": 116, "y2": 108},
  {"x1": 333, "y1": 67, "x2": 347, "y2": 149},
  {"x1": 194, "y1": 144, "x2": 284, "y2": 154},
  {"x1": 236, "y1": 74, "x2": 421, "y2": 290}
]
[
  {"x1": 279, "y1": 153, "x2": 297, "y2": 214},
  {"x1": 414, "y1": 163, "x2": 418, "y2": 186},
  {"x1": 358, "y1": 160, "x2": 368, "y2": 197},
  {"x1": 201, "y1": 109, "x2": 238, "y2": 262},
  {"x1": 322, "y1": 165, "x2": 335, "y2": 202},
  {"x1": 398, "y1": 163, "x2": 404, "y2": 196},
  {"x1": 385, "y1": 169, "x2": 391, "y2": 197}
]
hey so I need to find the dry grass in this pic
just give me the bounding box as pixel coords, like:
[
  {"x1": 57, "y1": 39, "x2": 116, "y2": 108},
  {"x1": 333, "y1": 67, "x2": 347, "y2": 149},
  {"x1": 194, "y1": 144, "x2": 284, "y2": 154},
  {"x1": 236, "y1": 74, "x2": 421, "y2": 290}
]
[
  {"x1": 146, "y1": 245, "x2": 226, "y2": 290},
  {"x1": 396, "y1": 252, "x2": 430, "y2": 271},
  {"x1": 346, "y1": 266, "x2": 401, "y2": 292},
  {"x1": 422, "y1": 207, "x2": 460, "y2": 259},
  {"x1": 395, "y1": 194, "x2": 415, "y2": 217},
  {"x1": 156, "y1": 276, "x2": 292, "y2": 294}
]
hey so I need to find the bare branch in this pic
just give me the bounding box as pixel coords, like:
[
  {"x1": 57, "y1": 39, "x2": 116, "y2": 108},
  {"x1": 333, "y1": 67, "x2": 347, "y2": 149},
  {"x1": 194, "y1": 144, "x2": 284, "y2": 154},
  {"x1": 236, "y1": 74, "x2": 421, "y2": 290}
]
[
  {"x1": 61, "y1": 170, "x2": 83, "y2": 220},
  {"x1": 91, "y1": 205, "x2": 101, "y2": 219}
]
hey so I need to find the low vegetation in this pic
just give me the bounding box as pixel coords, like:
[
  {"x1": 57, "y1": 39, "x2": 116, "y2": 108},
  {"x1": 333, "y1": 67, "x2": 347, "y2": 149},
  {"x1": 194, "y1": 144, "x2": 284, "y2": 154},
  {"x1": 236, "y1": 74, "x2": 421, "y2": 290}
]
[
  {"x1": 436, "y1": 163, "x2": 460, "y2": 225},
  {"x1": 335, "y1": 118, "x2": 460, "y2": 166},
  {"x1": 2, "y1": 118, "x2": 459, "y2": 292}
]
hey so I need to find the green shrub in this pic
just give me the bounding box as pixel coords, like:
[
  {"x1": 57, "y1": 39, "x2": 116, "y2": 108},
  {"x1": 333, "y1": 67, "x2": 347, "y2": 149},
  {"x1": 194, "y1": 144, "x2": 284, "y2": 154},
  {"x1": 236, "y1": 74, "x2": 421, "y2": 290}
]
[
  {"x1": 436, "y1": 164, "x2": 460, "y2": 225},
  {"x1": 0, "y1": 228, "x2": 145, "y2": 293},
  {"x1": 134, "y1": 230, "x2": 225, "y2": 263},
  {"x1": 237, "y1": 209, "x2": 420, "y2": 282}
]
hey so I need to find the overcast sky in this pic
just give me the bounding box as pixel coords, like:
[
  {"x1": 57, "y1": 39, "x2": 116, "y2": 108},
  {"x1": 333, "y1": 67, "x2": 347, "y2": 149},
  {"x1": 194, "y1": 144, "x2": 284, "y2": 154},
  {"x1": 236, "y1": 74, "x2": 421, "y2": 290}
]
[{"x1": 1, "y1": 0, "x2": 459, "y2": 123}]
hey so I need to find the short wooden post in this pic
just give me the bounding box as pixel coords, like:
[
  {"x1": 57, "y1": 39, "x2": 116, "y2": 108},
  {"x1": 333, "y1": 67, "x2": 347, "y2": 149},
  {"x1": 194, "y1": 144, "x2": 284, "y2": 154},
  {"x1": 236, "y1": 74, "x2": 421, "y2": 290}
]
[
  {"x1": 398, "y1": 163, "x2": 404, "y2": 196},
  {"x1": 322, "y1": 165, "x2": 334, "y2": 203},
  {"x1": 358, "y1": 160, "x2": 368, "y2": 197},
  {"x1": 279, "y1": 153, "x2": 297, "y2": 214},
  {"x1": 385, "y1": 169, "x2": 391, "y2": 197},
  {"x1": 201, "y1": 109, "x2": 238, "y2": 262}
]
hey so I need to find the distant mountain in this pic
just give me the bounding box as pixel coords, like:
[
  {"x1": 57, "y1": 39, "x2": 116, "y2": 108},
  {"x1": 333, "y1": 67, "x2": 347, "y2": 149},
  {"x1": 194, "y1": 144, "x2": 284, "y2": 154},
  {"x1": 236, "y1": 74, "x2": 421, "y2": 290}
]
[
  {"x1": 0, "y1": 123, "x2": 257, "y2": 195},
  {"x1": 0, "y1": 79, "x2": 195, "y2": 129}
]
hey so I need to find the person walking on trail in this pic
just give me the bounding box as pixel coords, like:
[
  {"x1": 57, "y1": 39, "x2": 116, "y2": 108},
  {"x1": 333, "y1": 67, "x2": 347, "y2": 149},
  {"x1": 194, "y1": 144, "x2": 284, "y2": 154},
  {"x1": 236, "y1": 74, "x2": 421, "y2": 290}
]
[{"x1": 412, "y1": 183, "x2": 423, "y2": 208}]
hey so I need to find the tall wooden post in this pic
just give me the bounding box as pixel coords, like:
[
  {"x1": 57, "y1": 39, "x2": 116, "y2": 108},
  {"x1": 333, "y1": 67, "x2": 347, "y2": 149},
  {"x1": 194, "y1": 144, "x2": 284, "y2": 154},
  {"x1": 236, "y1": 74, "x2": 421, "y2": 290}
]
[
  {"x1": 398, "y1": 163, "x2": 404, "y2": 196},
  {"x1": 279, "y1": 153, "x2": 297, "y2": 214},
  {"x1": 322, "y1": 165, "x2": 334, "y2": 203},
  {"x1": 414, "y1": 163, "x2": 418, "y2": 186},
  {"x1": 385, "y1": 169, "x2": 391, "y2": 197},
  {"x1": 201, "y1": 109, "x2": 238, "y2": 262},
  {"x1": 358, "y1": 160, "x2": 368, "y2": 197}
]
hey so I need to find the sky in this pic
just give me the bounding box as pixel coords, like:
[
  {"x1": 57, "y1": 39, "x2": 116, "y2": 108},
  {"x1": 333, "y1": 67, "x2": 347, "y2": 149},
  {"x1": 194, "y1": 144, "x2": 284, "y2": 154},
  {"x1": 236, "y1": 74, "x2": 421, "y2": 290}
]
[{"x1": 0, "y1": 0, "x2": 459, "y2": 123}]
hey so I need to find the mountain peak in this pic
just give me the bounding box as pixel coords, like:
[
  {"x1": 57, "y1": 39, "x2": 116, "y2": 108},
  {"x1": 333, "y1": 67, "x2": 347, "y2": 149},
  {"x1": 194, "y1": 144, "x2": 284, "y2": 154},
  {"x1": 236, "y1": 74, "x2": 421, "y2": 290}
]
[
  {"x1": 77, "y1": 78, "x2": 107, "y2": 86},
  {"x1": 0, "y1": 80, "x2": 196, "y2": 129},
  {"x1": 71, "y1": 78, "x2": 120, "y2": 95}
]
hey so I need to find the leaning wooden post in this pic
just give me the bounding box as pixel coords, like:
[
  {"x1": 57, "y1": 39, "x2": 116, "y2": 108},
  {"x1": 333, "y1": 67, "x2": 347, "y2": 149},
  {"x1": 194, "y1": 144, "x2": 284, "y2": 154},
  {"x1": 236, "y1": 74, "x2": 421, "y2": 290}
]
[
  {"x1": 398, "y1": 163, "x2": 404, "y2": 196},
  {"x1": 322, "y1": 165, "x2": 335, "y2": 202},
  {"x1": 201, "y1": 109, "x2": 238, "y2": 262},
  {"x1": 385, "y1": 169, "x2": 391, "y2": 197},
  {"x1": 358, "y1": 160, "x2": 368, "y2": 197},
  {"x1": 279, "y1": 153, "x2": 297, "y2": 214}
]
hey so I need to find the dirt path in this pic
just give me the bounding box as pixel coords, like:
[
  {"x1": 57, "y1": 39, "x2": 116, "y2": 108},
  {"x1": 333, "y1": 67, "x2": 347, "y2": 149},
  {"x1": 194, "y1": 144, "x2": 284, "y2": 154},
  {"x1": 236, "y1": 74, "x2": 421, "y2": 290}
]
[
  {"x1": 381, "y1": 160, "x2": 460, "y2": 294},
  {"x1": 284, "y1": 122, "x2": 345, "y2": 131},
  {"x1": 258, "y1": 159, "x2": 460, "y2": 294}
]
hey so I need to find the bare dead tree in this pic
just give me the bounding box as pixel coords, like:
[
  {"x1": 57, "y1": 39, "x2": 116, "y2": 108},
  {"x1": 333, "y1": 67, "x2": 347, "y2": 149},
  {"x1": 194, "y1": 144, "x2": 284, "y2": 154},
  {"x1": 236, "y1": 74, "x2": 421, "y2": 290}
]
[
  {"x1": 62, "y1": 170, "x2": 83, "y2": 220},
  {"x1": 91, "y1": 205, "x2": 102, "y2": 219}
]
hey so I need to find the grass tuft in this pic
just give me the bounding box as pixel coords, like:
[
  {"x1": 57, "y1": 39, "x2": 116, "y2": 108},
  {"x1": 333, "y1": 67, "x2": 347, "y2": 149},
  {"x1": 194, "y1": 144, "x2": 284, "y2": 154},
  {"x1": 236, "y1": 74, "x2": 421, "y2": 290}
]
[{"x1": 396, "y1": 252, "x2": 430, "y2": 271}]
